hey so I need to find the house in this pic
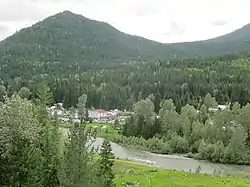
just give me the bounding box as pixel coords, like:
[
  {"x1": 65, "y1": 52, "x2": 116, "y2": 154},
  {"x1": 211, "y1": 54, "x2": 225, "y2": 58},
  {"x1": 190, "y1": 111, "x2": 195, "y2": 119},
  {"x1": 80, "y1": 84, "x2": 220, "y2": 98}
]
[
  {"x1": 208, "y1": 104, "x2": 230, "y2": 112},
  {"x1": 218, "y1": 104, "x2": 230, "y2": 110},
  {"x1": 88, "y1": 109, "x2": 118, "y2": 121},
  {"x1": 47, "y1": 103, "x2": 67, "y2": 121},
  {"x1": 89, "y1": 109, "x2": 108, "y2": 120}
]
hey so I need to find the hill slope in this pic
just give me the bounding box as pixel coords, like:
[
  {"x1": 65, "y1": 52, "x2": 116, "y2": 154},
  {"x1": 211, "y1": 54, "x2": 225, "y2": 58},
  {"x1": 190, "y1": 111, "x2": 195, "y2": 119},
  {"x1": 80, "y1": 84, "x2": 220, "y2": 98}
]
[
  {"x1": 0, "y1": 10, "x2": 250, "y2": 65},
  {"x1": 0, "y1": 11, "x2": 186, "y2": 65},
  {"x1": 175, "y1": 24, "x2": 250, "y2": 55}
]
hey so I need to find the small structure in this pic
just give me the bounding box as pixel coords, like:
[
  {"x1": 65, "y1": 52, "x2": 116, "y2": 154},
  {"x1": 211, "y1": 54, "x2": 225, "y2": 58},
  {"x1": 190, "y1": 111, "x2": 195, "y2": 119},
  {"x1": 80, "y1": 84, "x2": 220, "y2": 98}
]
[
  {"x1": 47, "y1": 103, "x2": 68, "y2": 122},
  {"x1": 88, "y1": 108, "x2": 118, "y2": 121},
  {"x1": 218, "y1": 104, "x2": 229, "y2": 110},
  {"x1": 208, "y1": 104, "x2": 230, "y2": 112}
]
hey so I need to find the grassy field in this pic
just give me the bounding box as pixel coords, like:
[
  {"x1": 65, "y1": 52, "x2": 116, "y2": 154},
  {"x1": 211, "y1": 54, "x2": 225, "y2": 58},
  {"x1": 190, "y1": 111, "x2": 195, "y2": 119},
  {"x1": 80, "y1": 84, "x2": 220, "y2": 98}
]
[
  {"x1": 114, "y1": 160, "x2": 250, "y2": 187},
  {"x1": 59, "y1": 122, "x2": 112, "y2": 128},
  {"x1": 59, "y1": 122, "x2": 119, "y2": 138}
]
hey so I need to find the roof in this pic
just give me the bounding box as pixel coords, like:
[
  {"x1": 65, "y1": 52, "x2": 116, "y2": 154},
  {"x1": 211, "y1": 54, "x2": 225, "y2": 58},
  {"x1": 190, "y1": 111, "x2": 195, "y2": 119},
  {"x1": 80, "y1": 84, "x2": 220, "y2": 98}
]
[{"x1": 218, "y1": 105, "x2": 229, "y2": 110}]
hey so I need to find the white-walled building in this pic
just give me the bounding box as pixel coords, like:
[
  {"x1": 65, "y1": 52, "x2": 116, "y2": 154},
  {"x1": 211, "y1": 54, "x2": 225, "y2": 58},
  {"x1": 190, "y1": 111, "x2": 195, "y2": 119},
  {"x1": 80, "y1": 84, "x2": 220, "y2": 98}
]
[
  {"x1": 88, "y1": 109, "x2": 118, "y2": 121},
  {"x1": 208, "y1": 104, "x2": 230, "y2": 112}
]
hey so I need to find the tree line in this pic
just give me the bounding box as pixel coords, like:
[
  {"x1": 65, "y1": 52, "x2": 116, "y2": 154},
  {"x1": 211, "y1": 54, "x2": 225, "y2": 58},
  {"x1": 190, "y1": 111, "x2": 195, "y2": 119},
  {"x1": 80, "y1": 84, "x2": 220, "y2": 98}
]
[
  {"x1": 0, "y1": 84, "x2": 115, "y2": 187},
  {"x1": 117, "y1": 93, "x2": 250, "y2": 165},
  {"x1": 1, "y1": 53, "x2": 250, "y2": 111}
]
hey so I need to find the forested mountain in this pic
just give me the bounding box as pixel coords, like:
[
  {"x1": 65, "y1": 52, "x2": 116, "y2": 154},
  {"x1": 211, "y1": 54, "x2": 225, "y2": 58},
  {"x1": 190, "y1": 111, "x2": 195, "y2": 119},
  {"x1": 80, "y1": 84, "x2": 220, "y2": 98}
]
[
  {"x1": 0, "y1": 10, "x2": 185, "y2": 65},
  {"x1": 1, "y1": 11, "x2": 250, "y2": 111},
  {"x1": 175, "y1": 23, "x2": 250, "y2": 56},
  {"x1": 1, "y1": 10, "x2": 250, "y2": 66},
  {"x1": 1, "y1": 51, "x2": 250, "y2": 111}
]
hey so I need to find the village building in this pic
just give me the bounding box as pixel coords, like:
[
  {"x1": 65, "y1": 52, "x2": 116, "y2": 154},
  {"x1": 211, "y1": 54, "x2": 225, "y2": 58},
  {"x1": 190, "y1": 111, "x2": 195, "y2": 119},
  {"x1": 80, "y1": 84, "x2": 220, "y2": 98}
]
[{"x1": 88, "y1": 108, "x2": 118, "y2": 121}]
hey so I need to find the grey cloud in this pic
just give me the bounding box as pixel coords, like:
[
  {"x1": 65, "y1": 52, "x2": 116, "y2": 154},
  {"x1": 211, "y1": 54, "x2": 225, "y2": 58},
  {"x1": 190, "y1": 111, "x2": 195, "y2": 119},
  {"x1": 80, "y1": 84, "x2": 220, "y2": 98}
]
[
  {"x1": 211, "y1": 20, "x2": 229, "y2": 26},
  {"x1": 0, "y1": 24, "x2": 10, "y2": 40},
  {"x1": 133, "y1": 6, "x2": 153, "y2": 17},
  {"x1": 0, "y1": 1, "x2": 52, "y2": 22},
  {"x1": 125, "y1": 3, "x2": 157, "y2": 17},
  {"x1": 30, "y1": 0, "x2": 88, "y2": 2},
  {"x1": 163, "y1": 21, "x2": 184, "y2": 35},
  {"x1": 0, "y1": 25, "x2": 9, "y2": 33}
]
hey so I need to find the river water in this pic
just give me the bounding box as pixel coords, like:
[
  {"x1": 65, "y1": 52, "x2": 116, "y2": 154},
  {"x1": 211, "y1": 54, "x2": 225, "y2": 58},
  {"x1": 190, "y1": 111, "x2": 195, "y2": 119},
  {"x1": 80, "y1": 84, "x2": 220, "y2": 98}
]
[{"x1": 60, "y1": 128, "x2": 250, "y2": 176}]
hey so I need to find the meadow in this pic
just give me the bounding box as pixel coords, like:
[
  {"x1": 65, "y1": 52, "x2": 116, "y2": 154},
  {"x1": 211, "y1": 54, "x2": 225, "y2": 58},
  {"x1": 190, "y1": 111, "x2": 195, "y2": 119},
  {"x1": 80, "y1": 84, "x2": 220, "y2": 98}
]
[{"x1": 114, "y1": 160, "x2": 250, "y2": 187}]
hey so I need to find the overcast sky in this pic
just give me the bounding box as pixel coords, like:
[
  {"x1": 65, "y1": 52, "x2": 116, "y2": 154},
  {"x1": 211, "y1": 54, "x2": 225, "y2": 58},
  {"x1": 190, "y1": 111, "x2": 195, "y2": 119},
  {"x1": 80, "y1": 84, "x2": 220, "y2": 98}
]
[{"x1": 0, "y1": 0, "x2": 250, "y2": 43}]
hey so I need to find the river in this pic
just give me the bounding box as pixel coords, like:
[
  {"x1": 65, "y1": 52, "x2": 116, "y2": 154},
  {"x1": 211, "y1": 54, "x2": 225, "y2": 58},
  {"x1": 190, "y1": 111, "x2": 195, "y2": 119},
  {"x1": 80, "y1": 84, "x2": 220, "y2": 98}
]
[{"x1": 60, "y1": 128, "x2": 250, "y2": 176}]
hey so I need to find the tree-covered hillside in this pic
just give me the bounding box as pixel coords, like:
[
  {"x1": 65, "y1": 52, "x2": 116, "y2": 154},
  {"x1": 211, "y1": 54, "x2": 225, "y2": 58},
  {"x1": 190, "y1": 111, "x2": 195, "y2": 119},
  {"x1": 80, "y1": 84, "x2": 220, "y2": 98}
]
[
  {"x1": 1, "y1": 11, "x2": 250, "y2": 111},
  {"x1": 1, "y1": 51, "x2": 250, "y2": 111},
  {"x1": 175, "y1": 23, "x2": 250, "y2": 56},
  {"x1": 1, "y1": 11, "x2": 250, "y2": 66},
  {"x1": 0, "y1": 11, "x2": 185, "y2": 65}
]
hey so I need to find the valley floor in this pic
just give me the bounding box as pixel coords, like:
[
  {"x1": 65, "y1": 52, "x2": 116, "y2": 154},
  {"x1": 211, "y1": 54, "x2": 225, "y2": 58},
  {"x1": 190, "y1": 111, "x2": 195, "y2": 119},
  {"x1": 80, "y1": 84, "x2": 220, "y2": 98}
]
[
  {"x1": 114, "y1": 160, "x2": 250, "y2": 187},
  {"x1": 60, "y1": 124, "x2": 250, "y2": 186}
]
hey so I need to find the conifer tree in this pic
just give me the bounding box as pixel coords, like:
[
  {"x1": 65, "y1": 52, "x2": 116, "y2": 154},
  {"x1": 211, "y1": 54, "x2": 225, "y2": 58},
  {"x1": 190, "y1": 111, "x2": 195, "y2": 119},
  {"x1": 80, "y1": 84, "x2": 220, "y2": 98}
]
[
  {"x1": 36, "y1": 82, "x2": 60, "y2": 187},
  {"x1": 60, "y1": 124, "x2": 100, "y2": 186},
  {"x1": 97, "y1": 139, "x2": 115, "y2": 187},
  {"x1": 77, "y1": 94, "x2": 87, "y2": 123},
  {"x1": 0, "y1": 94, "x2": 43, "y2": 186}
]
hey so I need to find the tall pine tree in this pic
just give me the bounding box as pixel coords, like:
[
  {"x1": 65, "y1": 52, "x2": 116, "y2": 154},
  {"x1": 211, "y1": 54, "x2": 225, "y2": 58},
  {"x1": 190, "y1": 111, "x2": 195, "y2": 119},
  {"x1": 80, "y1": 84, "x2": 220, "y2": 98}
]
[{"x1": 97, "y1": 140, "x2": 115, "y2": 187}]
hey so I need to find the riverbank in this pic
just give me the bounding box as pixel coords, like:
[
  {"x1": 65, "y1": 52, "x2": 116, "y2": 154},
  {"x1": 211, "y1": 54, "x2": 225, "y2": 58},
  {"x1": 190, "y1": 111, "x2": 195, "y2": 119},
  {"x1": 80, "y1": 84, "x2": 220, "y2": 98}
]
[
  {"x1": 60, "y1": 125, "x2": 250, "y2": 176},
  {"x1": 114, "y1": 160, "x2": 250, "y2": 187},
  {"x1": 97, "y1": 125, "x2": 250, "y2": 167}
]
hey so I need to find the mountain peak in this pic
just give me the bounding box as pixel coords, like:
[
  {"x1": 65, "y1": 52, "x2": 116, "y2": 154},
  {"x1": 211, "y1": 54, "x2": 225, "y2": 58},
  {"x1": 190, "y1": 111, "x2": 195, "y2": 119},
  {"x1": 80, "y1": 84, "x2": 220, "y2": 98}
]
[
  {"x1": 61, "y1": 10, "x2": 74, "y2": 14},
  {"x1": 53, "y1": 10, "x2": 85, "y2": 19}
]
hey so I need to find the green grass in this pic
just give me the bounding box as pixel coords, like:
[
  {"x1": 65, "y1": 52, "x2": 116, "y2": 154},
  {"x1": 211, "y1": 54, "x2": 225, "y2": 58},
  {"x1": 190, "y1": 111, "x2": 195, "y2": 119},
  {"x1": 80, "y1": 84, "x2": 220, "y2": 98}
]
[
  {"x1": 114, "y1": 160, "x2": 250, "y2": 187},
  {"x1": 59, "y1": 122, "x2": 112, "y2": 128},
  {"x1": 87, "y1": 122, "x2": 112, "y2": 128}
]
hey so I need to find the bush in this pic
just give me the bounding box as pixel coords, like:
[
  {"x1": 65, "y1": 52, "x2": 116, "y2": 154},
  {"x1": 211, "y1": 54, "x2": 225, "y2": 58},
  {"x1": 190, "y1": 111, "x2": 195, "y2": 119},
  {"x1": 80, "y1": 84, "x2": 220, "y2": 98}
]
[{"x1": 169, "y1": 134, "x2": 190, "y2": 153}]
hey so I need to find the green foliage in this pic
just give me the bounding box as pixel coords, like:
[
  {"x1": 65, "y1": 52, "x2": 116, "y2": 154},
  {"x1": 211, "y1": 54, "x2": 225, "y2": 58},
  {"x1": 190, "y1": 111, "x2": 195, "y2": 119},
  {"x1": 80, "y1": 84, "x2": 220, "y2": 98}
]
[
  {"x1": 199, "y1": 104, "x2": 209, "y2": 123},
  {"x1": 223, "y1": 125, "x2": 247, "y2": 164},
  {"x1": 113, "y1": 119, "x2": 119, "y2": 130},
  {"x1": 1, "y1": 11, "x2": 250, "y2": 69},
  {"x1": 238, "y1": 104, "x2": 250, "y2": 146},
  {"x1": 76, "y1": 94, "x2": 87, "y2": 123},
  {"x1": 60, "y1": 124, "x2": 100, "y2": 187},
  {"x1": 133, "y1": 98, "x2": 155, "y2": 121},
  {"x1": 122, "y1": 115, "x2": 136, "y2": 137},
  {"x1": 0, "y1": 11, "x2": 186, "y2": 69},
  {"x1": 159, "y1": 99, "x2": 176, "y2": 118},
  {"x1": 181, "y1": 104, "x2": 197, "y2": 123},
  {"x1": 119, "y1": 92, "x2": 250, "y2": 165},
  {"x1": 2, "y1": 54, "x2": 250, "y2": 111},
  {"x1": 0, "y1": 85, "x2": 6, "y2": 101},
  {"x1": 204, "y1": 93, "x2": 218, "y2": 109},
  {"x1": 169, "y1": 134, "x2": 190, "y2": 153},
  {"x1": 37, "y1": 81, "x2": 54, "y2": 106},
  {"x1": 151, "y1": 116, "x2": 162, "y2": 136},
  {"x1": 36, "y1": 83, "x2": 60, "y2": 187},
  {"x1": 114, "y1": 160, "x2": 250, "y2": 187},
  {"x1": 97, "y1": 139, "x2": 115, "y2": 187},
  {"x1": 0, "y1": 93, "x2": 112, "y2": 187},
  {"x1": 0, "y1": 95, "x2": 43, "y2": 186},
  {"x1": 18, "y1": 86, "x2": 31, "y2": 99}
]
